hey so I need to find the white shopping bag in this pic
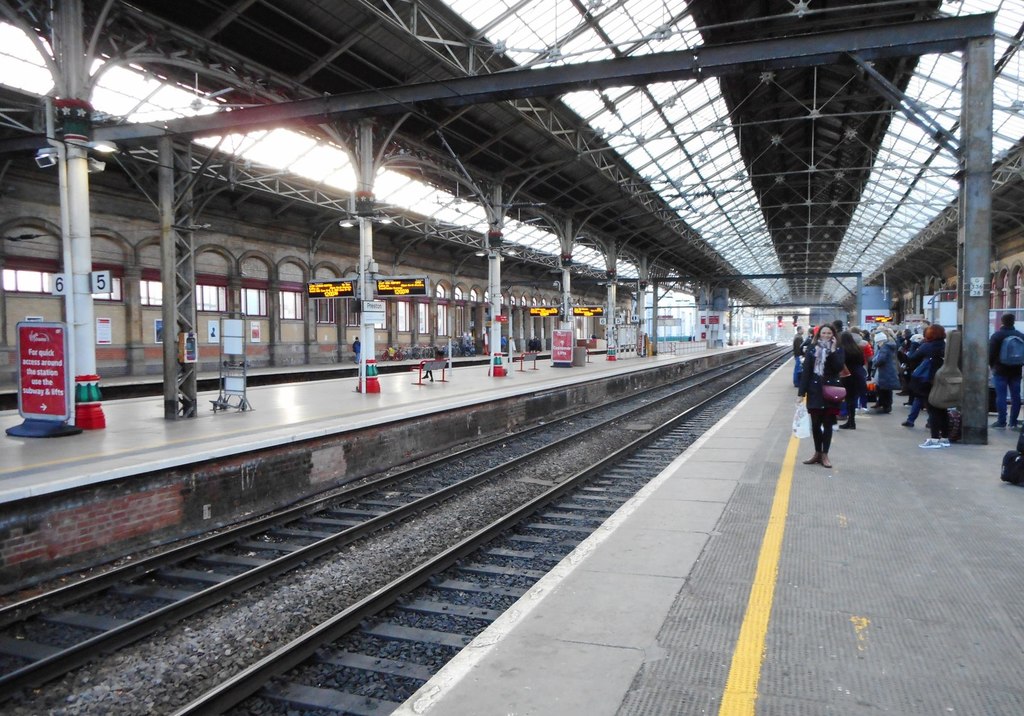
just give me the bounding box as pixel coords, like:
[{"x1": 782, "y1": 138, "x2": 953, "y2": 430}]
[{"x1": 792, "y1": 403, "x2": 811, "y2": 439}]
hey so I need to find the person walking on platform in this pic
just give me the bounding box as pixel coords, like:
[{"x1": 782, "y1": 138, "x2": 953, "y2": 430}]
[
  {"x1": 988, "y1": 312, "x2": 1024, "y2": 428},
  {"x1": 908, "y1": 324, "x2": 948, "y2": 448},
  {"x1": 352, "y1": 337, "x2": 361, "y2": 364},
  {"x1": 838, "y1": 330, "x2": 867, "y2": 430},
  {"x1": 792, "y1": 326, "x2": 805, "y2": 387},
  {"x1": 870, "y1": 329, "x2": 900, "y2": 414},
  {"x1": 798, "y1": 325, "x2": 845, "y2": 469}
]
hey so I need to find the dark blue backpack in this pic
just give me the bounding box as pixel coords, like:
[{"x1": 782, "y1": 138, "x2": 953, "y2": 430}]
[{"x1": 999, "y1": 334, "x2": 1024, "y2": 366}]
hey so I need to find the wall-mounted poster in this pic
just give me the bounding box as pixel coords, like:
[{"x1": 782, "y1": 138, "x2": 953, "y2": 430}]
[
  {"x1": 96, "y1": 317, "x2": 112, "y2": 345},
  {"x1": 208, "y1": 319, "x2": 219, "y2": 343},
  {"x1": 155, "y1": 318, "x2": 163, "y2": 344},
  {"x1": 250, "y1": 321, "x2": 261, "y2": 343}
]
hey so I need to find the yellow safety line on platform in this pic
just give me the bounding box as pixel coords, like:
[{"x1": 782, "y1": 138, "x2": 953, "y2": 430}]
[{"x1": 718, "y1": 434, "x2": 798, "y2": 716}]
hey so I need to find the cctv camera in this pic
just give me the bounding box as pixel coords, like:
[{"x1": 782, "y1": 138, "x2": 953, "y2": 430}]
[{"x1": 34, "y1": 148, "x2": 57, "y2": 169}]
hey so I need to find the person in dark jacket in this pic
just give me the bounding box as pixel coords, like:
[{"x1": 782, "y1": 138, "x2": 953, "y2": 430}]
[
  {"x1": 870, "y1": 329, "x2": 900, "y2": 413},
  {"x1": 792, "y1": 326, "x2": 805, "y2": 387},
  {"x1": 988, "y1": 312, "x2": 1024, "y2": 428},
  {"x1": 838, "y1": 330, "x2": 867, "y2": 430},
  {"x1": 797, "y1": 325, "x2": 845, "y2": 469},
  {"x1": 908, "y1": 324, "x2": 948, "y2": 448}
]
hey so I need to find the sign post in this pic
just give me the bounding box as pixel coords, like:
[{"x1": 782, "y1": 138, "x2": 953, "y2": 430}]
[{"x1": 6, "y1": 322, "x2": 82, "y2": 437}]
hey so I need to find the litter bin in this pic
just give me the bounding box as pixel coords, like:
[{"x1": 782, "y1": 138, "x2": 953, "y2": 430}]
[{"x1": 572, "y1": 346, "x2": 588, "y2": 366}]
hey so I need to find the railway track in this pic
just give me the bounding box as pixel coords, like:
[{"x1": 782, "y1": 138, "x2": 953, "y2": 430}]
[
  {"x1": 181, "y1": 348, "x2": 787, "y2": 715},
  {"x1": 0, "y1": 347, "x2": 785, "y2": 712}
]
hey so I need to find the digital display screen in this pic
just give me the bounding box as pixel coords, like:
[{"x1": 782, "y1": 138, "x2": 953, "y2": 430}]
[
  {"x1": 529, "y1": 306, "x2": 560, "y2": 317},
  {"x1": 307, "y1": 280, "x2": 355, "y2": 298},
  {"x1": 375, "y1": 277, "x2": 428, "y2": 296},
  {"x1": 572, "y1": 306, "x2": 604, "y2": 317}
]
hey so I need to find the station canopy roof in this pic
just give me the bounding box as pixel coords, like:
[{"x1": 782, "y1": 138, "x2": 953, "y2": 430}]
[{"x1": 1, "y1": 0, "x2": 1023, "y2": 307}]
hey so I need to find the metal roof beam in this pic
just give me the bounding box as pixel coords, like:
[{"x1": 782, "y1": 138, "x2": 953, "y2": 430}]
[{"x1": 93, "y1": 14, "x2": 994, "y2": 143}]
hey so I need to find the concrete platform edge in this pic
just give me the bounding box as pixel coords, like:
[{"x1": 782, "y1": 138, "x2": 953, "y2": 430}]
[{"x1": 391, "y1": 365, "x2": 781, "y2": 716}]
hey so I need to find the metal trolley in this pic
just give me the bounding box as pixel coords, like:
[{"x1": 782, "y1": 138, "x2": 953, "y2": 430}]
[{"x1": 211, "y1": 317, "x2": 252, "y2": 411}]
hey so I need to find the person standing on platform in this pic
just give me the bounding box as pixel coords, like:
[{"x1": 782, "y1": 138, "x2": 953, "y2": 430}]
[
  {"x1": 792, "y1": 326, "x2": 805, "y2": 387},
  {"x1": 909, "y1": 324, "x2": 948, "y2": 448},
  {"x1": 989, "y1": 312, "x2": 1024, "y2": 428},
  {"x1": 838, "y1": 330, "x2": 867, "y2": 430},
  {"x1": 798, "y1": 325, "x2": 845, "y2": 469},
  {"x1": 870, "y1": 329, "x2": 900, "y2": 414},
  {"x1": 352, "y1": 337, "x2": 361, "y2": 364}
]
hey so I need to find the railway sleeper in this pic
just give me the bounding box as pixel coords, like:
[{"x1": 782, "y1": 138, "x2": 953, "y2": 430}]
[
  {"x1": 315, "y1": 649, "x2": 435, "y2": 682},
  {"x1": 362, "y1": 622, "x2": 472, "y2": 649},
  {"x1": 263, "y1": 681, "x2": 399, "y2": 715},
  {"x1": 396, "y1": 599, "x2": 504, "y2": 622}
]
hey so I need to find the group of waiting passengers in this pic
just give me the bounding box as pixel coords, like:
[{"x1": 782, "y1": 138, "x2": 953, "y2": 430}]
[{"x1": 792, "y1": 320, "x2": 958, "y2": 469}]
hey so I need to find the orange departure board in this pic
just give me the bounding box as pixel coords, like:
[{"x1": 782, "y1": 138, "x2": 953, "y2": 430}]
[
  {"x1": 571, "y1": 306, "x2": 604, "y2": 317},
  {"x1": 529, "y1": 306, "x2": 560, "y2": 317},
  {"x1": 307, "y1": 279, "x2": 355, "y2": 298},
  {"x1": 375, "y1": 277, "x2": 428, "y2": 296}
]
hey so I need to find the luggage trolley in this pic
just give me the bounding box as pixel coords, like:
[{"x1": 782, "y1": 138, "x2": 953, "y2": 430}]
[{"x1": 211, "y1": 317, "x2": 252, "y2": 411}]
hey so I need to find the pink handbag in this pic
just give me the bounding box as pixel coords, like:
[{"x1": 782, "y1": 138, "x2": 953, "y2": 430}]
[{"x1": 822, "y1": 382, "x2": 846, "y2": 403}]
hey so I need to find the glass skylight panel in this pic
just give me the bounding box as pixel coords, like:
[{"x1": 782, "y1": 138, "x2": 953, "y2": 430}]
[
  {"x1": 0, "y1": 25, "x2": 52, "y2": 95},
  {"x1": 195, "y1": 131, "x2": 267, "y2": 159},
  {"x1": 287, "y1": 144, "x2": 352, "y2": 185}
]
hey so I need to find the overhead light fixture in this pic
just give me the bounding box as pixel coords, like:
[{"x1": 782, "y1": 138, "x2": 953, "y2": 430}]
[
  {"x1": 34, "y1": 147, "x2": 57, "y2": 169},
  {"x1": 90, "y1": 140, "x2": 118, "y2": 153},
  {"x1": 474, "y1": 250, "x2": 486, "y2": 257},
  {"x1": 339, "y1": 219, "x2": 354, "y2": 228},
  {"x1": 378, "y1": 217, "x2": 393, "y2": 224}
]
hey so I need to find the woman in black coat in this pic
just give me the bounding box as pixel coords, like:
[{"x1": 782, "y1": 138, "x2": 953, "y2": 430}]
[
  {"x1": 797, "y1": 324, "x2": 846, "y2": 468},
  {"x1": 838, "y1": 331, "x2": 867, "y2": 429},
  {"x1": 907, "y1": 324, "x2": 948, "y2": 448}
]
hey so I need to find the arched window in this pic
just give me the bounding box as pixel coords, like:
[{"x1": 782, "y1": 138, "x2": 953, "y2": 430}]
[
  {"x1": 1015, "y1": 268, "x2": 1023, "y2": 309},
  {"x1": 435, "y1": 283, "x2": 449, "y2": 336},
  {"x1": 470, "y1": 288, "x2": 480, "y2": 302},
  {"x1": 279, "y1": 261, "x2": 305, "y2": 320},
  {"x1": 454, "y1": 286, "x2": 464, "y2": 301},
  {"x1": 1002, "y1": 269, "x2": 1011, "y2": 310},
  {"x1": 991, "y1": 275, "x2": 1000, "y2": 310}
]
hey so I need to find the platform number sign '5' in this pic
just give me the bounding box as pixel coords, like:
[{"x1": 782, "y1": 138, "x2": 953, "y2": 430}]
[{"x1": 91, "y1": 270, "x2": 111, "y2": 294}]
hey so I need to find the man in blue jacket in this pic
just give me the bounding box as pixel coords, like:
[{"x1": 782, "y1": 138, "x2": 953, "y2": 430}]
[{"x1": 989, "y1": 313, "x2": 1024, "y2": 428}]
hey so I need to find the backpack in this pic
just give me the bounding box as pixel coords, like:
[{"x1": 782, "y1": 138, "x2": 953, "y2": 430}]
[
  {"x1": 908, "y1": 356, "x2": 933, "y2": 398},
  {"x1": 1001, "y1": 450, "x2": 1024, "y2": 485},
  {"x1": 999, "y1": 334, "x2": 1024, "y2": 366}
]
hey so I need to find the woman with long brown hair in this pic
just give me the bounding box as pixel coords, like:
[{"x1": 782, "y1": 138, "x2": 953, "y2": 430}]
[{"x1": 797, "y1": 325, "x2": 846, "y2": 468}]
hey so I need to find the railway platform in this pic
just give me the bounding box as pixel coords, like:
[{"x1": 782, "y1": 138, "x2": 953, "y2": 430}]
[
  {"x1": 395, "y1": 364, "x2": 1024, "y2": 716},
  {"x1": 0, "y1": 344, "x2": 709, "y2": 503}
]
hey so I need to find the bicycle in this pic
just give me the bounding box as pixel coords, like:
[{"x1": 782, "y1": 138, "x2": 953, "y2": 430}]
[{"x1": 380, "y1": 345, "x2": 405, "y2": 361}]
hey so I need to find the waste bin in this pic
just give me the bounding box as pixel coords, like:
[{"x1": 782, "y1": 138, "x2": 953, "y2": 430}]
[{"x1": 572, "y1": 346, "x2": 588, "y2": 366}]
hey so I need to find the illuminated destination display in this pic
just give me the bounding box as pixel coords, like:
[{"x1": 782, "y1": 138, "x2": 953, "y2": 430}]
[
  {"x1": 376, "y1": 277, "x2": 428, "y2": 296},
  {"x1": 307, "y1": 279, "x2": 355, "y2": 298},
  {"x1": 529, "y1": 306, "x2": 560, "y2": 317},
  {"x1": 572, "y1": 306, "x2": 604, "y2": 317}
]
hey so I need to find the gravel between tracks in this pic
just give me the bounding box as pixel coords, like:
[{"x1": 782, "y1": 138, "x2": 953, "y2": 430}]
[{"x1": 4, "y1": 477, "x2": 543, "y2": 716}]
